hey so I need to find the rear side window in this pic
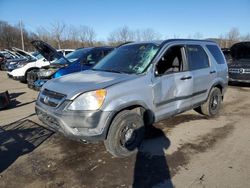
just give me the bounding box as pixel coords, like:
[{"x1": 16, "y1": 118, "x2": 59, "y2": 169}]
[
  {"x1": 206, "y1": 45, "x2": 225, "y2": 64},
  {"x1": 187, "y1": 45, "x2": 209, "y2": 70},
  {"x1": 103, "y1": 49, "x2": 112, "y2": 56}
]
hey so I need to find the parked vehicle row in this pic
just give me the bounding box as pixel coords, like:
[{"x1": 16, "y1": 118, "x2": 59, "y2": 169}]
[
  {"x1": 0, "y1": 48, "x2": 28, "y2": 70},
  {"x1": 5, "y1": 39, "x2": 249, "y2": 157},
  {"x1": 6, "y1": 42, "x2": 74, "y2": 82}
]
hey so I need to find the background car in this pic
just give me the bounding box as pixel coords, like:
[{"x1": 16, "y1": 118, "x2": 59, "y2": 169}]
[
  {"x1": 27, "y1": 46, "x2": 114, "y2": 90},
  {"x1": 0, "y1": 49, "x2": 28, "y2": 70},
  {"x1": 228, "y1": 42, "x2": 250, "y2": 83}
]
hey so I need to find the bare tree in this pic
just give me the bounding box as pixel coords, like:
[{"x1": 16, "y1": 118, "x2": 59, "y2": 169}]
[
  {"x1": 108, "y1": 26, "x2": 134, "y2": 44},
  {"x1": 241, "y1": 33, "x2": 250, "y2": 41},
  {"x1": 78, "y1": 25, "x2": 96, "y2": 46},
  {"x1": 133, "y1": 29, "x2": 141, "y2": 41},
  {"x1": 193, "y1": 32, "x2": 203, "y2": 39},
  {"x1": 218, "y1": 34, "x2": 227, "y2": 48},
  {"x1": 140, "y1": 28, "x2": 161, "y2": 41},
  {"x1": 66, "y1": 25, "x2": 81, "y2": 48},
  {"x1": 51, "y1": 21, "x2": 66, "y2": 49},
  {"x1": 36, "y1": 26, "x2": 51, "y2": 42},
  {"x1": 227, "y1": 27, "x2": 240, "y2": 47}
]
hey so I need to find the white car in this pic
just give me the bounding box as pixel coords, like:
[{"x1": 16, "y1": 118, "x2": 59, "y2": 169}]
[{"x1": 7, "y1": 41, "x2": 74, "y2": 82}]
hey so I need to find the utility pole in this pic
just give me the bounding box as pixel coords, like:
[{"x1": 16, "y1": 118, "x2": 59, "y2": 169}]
[{"x1": 19, "y1": 20, "x2": 24, "y2": 50}]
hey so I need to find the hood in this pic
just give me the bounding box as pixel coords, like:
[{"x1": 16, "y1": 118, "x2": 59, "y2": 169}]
[
  {"x1": 31, "y1": 40, "x2": 63, "y2": 61},
  {"x1": 43, "y1": 70, "x2": 138, "y2": 99},
  {"x1": 230, "y1": 42, "x2": 250, "y2": 60},
  {"x1": 12, "y1": 47, "x2": 36, "y2": 60}
]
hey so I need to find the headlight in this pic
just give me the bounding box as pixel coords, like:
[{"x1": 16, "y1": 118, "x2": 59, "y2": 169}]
[
  {"x1": 38, "y1": 69, "x2": 56, "y2": 77},
  {"x1": 68, "y1": 89, "x2": 106, "y2": 111}
]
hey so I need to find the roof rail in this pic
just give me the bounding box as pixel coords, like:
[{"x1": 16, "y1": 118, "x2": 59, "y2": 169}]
[{"x1": 115, "y1": 41, "x2": 134, "y2": 48}]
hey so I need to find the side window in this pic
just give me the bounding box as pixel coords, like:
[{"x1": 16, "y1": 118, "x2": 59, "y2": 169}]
[
  {"x1": 58, "y1": 51, "x2": 63, "y2": 56},
  {"x1": 206, "y1": 45, "x2": 226, "y2": 64},
  {"x1": 86, "y1": 50, "x2": 103, "y2": 65},
  {"x1": 187, "y1": 45, "x2": 209, "y2": 70},
  {"x1": 102, "y1": 49, "x2": 110, "y2": 56},
  {"x1": 65, "y1": 50, "x2": 73, "y2": 55},
  {"x1": 156, "y1": 45, "x2": 184, "y2": 75}
]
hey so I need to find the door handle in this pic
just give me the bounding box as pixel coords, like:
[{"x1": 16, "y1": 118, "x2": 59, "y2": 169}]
[
  {"x1": 210, "y1": 70, "x2": 216, "y2": 74},
  {"x1": 180, "y1": 76, "x2": 192, "y2": 80}
]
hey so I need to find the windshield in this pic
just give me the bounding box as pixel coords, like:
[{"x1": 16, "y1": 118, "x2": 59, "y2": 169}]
[
  {"x1": 92, "y1": 43, "x2": 160, "y2": 74},
  {"x1": 53, "y1": 48, "x2": 90, "y2": 65},
  {"x1": 32, "y1": 52, "x2": 44, "y2": 60}
]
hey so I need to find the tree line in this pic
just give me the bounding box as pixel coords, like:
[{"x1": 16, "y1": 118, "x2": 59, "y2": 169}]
[{"x1": 0, "y1": 20, "x2": 249, "y2": 51}]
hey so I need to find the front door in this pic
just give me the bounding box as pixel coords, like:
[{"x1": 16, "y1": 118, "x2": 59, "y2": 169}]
[{"x1": 153, "y1": 44, "x2": 193, "y2": 121}]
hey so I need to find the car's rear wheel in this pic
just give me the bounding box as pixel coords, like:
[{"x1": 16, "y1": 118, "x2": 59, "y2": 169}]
[
  {"x1": 104, "y1": 110, "x2": 145, "y2": 157},
  {"x1": 194, "y1": 87, "x2": 222, "y2": 117}
]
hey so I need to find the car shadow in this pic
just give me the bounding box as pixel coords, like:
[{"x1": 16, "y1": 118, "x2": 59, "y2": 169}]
[
  {"x1": 0, "y1": 91, "x2": 36, "y2": 110},
  {"x1": 9, "y1": 92, "x2": 26, "y2": 99},
  {"x1": 8, "y1": 100, "x2": 36, "y2": 109},
  {"x1": 132, "y1": 125, "x2": 173, "y2": 188},
  {"x1": 229, "y1": 81, "x2": 250, "y2": 87},
  {"x1": 0, "y1": 119, "x2": 54, "y2": 173}
]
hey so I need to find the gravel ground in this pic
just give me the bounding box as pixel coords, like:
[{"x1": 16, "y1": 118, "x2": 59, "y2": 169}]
[{"x1": 0, "y1": 71, "x2": 250, "y2": 188}]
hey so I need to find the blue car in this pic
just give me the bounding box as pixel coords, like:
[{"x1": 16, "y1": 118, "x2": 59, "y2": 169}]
[{"x1": 27, "y1": 44, "x2": 114, "y2": 90}]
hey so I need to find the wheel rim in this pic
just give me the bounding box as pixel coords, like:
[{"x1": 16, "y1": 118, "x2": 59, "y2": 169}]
[
  {"x1": 210, "y1": 93, "x2": 219, "y2": 111},
  {"x1": 120, "y1": 123, "x2": 137, "y2": 149}
]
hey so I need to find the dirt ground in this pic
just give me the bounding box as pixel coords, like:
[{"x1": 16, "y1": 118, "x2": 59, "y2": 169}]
[{"x1": 0, "y1": 71, "x2": 250, "y2": 188}]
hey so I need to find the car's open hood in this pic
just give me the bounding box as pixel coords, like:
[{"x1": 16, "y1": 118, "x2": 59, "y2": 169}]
[
  {"x1": 43, "y1": 70, "x2": 138, "y2": 99},
  {"x1": 230, "y1": 42, "x2": 250, "y2": 60},
  {"x1": 31, "y1": 40, "x2": 63, "y2": 61},
  {"x1": 12, "y1": 47, "x2": 36, "y2": 60}
]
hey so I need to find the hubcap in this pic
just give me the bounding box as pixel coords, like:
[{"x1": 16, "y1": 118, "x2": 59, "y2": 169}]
[
  {"x1": 211, "y1": 95, "x2": 219, "y2": 110},
  {"x1": 120, "y1": 123, "x2": 136, "y2": 148},
  {"x1": 125, "y1": 128, "x2": 134, "y2": 142}
]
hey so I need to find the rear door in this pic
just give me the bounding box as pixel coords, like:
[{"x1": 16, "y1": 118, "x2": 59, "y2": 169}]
[
  {"x1": 186, "y1": 44, "x2": 212, "y2": 105},
  {"x1": 153, "y1": 44, "x2": 193, "y2": 121}
]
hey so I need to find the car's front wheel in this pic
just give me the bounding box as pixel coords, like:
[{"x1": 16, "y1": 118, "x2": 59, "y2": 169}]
[{"x1": 104, "y1": 110, "x2": 145, "y2": 157}]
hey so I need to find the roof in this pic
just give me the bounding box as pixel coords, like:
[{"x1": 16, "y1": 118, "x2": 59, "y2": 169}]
[
  {"x1": 123, "y1": 39, "x2": 216, "y2": 47},
  {"x1": 75, "y1": 46, "x2": 114, "y2": 50}
]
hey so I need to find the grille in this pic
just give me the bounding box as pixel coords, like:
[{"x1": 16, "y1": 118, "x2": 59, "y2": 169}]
[
  {"x1": 228, "y1": 68, "x2": 250, "y2": 74},
  {"x1": 40, "y1": 89, "x2": 66, "y2": 107}
]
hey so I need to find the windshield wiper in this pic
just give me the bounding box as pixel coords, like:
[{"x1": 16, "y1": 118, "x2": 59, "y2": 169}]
[{"x1": 92, "y1": 68, "x2": 126, "y2": 74}]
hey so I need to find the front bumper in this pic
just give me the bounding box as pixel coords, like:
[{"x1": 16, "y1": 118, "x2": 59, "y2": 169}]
[
  {"x1": 229, "y1": 77, "x2": 250, "y2": 83},
  {"x1": 13, "y1": 75, "x2": 25, "y2": 81},
  {"x1": 228, "y1": 73, "x2": 250, "y2": 83},
  {"x1": 35, "y1": 101, "x2": 113, "y2": 142}
]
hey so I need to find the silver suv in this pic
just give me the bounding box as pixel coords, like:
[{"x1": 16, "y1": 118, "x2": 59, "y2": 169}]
[{"x1": 35, "y1": 39, "x2": 228, "y2": 157}]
